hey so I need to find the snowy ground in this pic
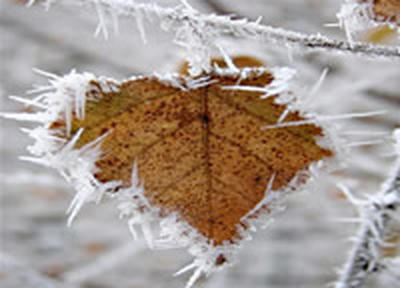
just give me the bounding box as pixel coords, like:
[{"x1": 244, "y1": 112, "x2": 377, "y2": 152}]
[{"x1": 0, "y1": 1, "x2": 399, "y2": 288}]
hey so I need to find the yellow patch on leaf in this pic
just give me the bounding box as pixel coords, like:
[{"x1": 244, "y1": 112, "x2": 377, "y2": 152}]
[
  {"x1": 53, "y1": 68, "x2": 333, "y2": 246},
  {"x1": 364, "y1": 24, "x2": 397, "y2": 43}
]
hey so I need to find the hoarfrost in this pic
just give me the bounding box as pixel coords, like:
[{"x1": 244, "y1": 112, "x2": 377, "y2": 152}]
[{"x1": 2, "y1": 67, "x2": 336, "y2": 288}]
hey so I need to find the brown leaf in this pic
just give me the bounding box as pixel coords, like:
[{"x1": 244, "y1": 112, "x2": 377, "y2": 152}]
[
  {"x1": 52, "y1": 68, "x2": 333, "y2": 246},
  {"x1": 359, "y1": 0, "x2": 400, "y2": 25}
]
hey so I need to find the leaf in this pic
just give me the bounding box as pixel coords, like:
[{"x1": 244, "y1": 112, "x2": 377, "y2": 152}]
[
  {"x1": 365, "y1": 25, "x2": 397, "y2": 44},
  {"x1": 51, "y1": 66, "x2": 333, "y2": 247},
  {"x1": 359, "y1": 0, "x2": 400, "y2": 25}
]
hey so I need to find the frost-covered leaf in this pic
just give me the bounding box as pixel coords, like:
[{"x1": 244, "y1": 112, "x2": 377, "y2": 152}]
[
  {"x1": 360, "y1": 0, "x2": 400, "y2": 25},
  {"x1": 6, "y1": 62, "x2": 334, "y2": 285},
  {"x1": 53, "y1": 66, "x2": 333, "y2": 245}
]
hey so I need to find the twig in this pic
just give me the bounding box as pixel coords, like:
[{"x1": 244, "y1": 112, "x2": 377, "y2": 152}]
[
  {"x1": 335, "y1": 131, "x2": 400, "y2": 288},
  {"x1": 36, "y1": 0, "x2": 400, "y2": 60}
]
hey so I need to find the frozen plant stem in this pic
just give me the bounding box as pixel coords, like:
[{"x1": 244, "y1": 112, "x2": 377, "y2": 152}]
[
  {"x1": 336, "y1": 132, "x2": 400, "y2": 288},
  {"x1": 35, "y1": 0, "x2": 400, "y2": 60}
]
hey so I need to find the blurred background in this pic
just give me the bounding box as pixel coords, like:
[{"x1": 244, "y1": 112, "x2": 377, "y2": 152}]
[{"x1": 1, "y1": 1, "x2": 400, "y2": 288}]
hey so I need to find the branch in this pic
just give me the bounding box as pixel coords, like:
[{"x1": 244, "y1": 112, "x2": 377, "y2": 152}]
[
  {"x1": 35, "y1": 0, "x2": 400, "y2": 60},
  {"x1": 335, "y1": 130, "x2": 400, "y2": 288}
]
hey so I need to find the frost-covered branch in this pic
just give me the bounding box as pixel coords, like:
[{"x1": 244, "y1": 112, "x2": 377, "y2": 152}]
[
  {"x1": 335, "y1": 130, "x2": 400, "y2": 288},
  {"x1": 34, "y1": 0, "x2": 400, "y2": 65}
]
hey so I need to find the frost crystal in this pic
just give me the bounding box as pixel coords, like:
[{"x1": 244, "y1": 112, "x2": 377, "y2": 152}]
[
  {"x1": 159, "y1": 1, "x2": 221, "y2": 76},
  {"x1": 2, "y1": 70, "x2": 121, "y2": 223},
  {"x1": 222, "y1": 66, "x2": 296, "y2": 103},
  {"x1": 337, "y1": 1, "x2": 375, "y2": 41},
  {"x1": 337, "y1": 0, "x2": 400, "y2": 41}
]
